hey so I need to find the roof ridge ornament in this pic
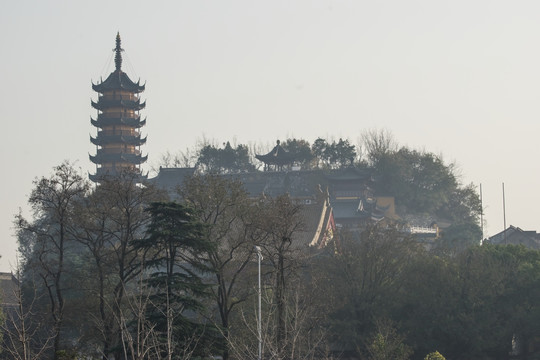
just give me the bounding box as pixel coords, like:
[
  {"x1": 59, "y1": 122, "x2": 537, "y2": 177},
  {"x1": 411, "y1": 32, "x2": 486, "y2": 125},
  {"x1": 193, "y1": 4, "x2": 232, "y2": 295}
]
[{"x1": 114, "y1": 32, "x2": 124, "y2": 71}]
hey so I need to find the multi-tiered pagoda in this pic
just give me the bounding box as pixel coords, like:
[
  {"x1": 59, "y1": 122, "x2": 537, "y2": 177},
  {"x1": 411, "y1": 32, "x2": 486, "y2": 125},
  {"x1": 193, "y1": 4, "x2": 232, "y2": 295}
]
[{"x1": 90, "y1": 33, "x2": 147, "y2": 182}]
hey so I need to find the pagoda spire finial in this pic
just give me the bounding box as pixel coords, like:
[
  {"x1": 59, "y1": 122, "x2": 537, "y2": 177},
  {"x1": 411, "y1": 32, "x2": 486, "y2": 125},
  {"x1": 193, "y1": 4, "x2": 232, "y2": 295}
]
[{"x1": 114, "y1": 32, "x2": 124, "y2": 71}]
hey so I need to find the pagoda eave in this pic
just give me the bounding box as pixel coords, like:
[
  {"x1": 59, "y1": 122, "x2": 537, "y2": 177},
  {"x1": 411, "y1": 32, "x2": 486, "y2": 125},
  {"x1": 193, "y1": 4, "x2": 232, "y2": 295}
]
[
  {"x1": 91, "y1": 99, "x2": 146, "y2": 111},
  {"x1": 90, "y1": 153, "x2": 148, "y2": 165},
  {"x1": 89, "y1": 34, "x2": 148, "y2": 183},
  {"x1": 255, "y1": 141, "x2": 294, "y2": 167},
  {"x1": 91, "y1": 116, "x2": 145, "y2": 128},
  {"x1": 92, "y1": 82, "x2": 146, "y2": 93},
  {"x1": 255, "y1": 154, "x2": 294, "y2": 166},
  {"x1": 90, "y1": 135, "x2": 146, "y2": 146},
  {"x1": 92, "y1": 70, "x2": 145, "y2": 93},
  {"x1": 89, "y1": 171, "x2": 148, "y2": 183}
]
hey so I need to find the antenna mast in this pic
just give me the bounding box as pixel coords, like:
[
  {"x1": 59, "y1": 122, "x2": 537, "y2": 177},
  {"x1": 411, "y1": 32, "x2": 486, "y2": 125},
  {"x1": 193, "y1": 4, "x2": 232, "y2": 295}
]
[{"x1": 502, "y1": 182, "x2": 507, "y2": 244}]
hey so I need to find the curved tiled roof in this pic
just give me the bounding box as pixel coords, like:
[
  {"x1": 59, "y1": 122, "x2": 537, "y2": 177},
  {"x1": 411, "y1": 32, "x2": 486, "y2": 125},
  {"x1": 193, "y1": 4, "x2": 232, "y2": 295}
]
[
  {"x1": 89, "y1": 171, "x2": 148, "y2": 183},
  {"x1": 91, "y1": 98, "x2": 146, "y2": 111},
  {"x1": 89, "y1": 153, "x2": 148, "y2": 165},
  {"x1": 90, "y1": 134, "x2": 147, "y2": 146},
  {"x1": 92, "y1": 70, "x2": 145, "y2": 93},
  {"x1": 91, "y1": 116, "x2": 146, "y2": 128},
  {"x1": 255, "y1": 141, "x2": 294, "y2": 166}
]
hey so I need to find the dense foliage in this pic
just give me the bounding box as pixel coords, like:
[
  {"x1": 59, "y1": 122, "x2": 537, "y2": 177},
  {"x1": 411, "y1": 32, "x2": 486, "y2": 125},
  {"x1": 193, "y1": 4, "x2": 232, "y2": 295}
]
[
  {"x1": 324, "y1": 228, "x2": 540, "y2": 360},
  {"x1": 196, "y1": 141, "x2": 255, "y2": 174},
  {"x1": 7, "y1": 129, "x2": 518, "y2": 360}
]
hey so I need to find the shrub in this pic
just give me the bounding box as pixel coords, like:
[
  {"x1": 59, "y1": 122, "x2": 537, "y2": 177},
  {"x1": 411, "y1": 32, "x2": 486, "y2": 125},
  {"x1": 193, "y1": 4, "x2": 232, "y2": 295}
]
[{"x1": 424, "y1": 351, "x2": 445, "y2": 360}]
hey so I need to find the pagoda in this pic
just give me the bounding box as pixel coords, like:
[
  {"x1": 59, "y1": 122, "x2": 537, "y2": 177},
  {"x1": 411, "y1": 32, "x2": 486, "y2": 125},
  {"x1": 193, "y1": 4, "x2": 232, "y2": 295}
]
[{"x1": 89, "y1": 33, "x2": 147, "y2": 182}]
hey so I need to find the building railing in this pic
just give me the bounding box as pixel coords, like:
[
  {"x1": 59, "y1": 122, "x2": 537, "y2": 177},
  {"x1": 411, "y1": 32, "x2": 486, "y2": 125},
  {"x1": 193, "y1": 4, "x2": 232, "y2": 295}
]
[
  {"x1": 99, "y1": 94, "x2": 139, "y2": 101},
  {"x1": 97, "y1": 112, "x2": 140, "y2": 119},
  {"x1": 97, "y1": 149, "x2": 141, "y2": 155},
  {"x1": 407, "y1": 226, "x2": 437, "y2": 234},
  {"x1": 98, "y1": 130, "x2": 139, "y2": 137}
]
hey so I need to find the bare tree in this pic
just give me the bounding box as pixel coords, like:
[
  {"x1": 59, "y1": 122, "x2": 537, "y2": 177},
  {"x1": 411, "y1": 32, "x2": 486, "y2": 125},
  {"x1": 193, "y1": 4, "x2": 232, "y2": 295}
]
[
  {"x1": 255, "y1": 195, "x2": 305, "y2": 353},
  {"x1": 113, "y1": 265, "x2": 200, "y2": 360},
  {"x1": 360, "y1": 128, "x2": 398, "y2": 166},
  {"x1": 225, "y1": 194, "x2": 334, "y2": 359},
  {"x1": 150, "y1": 148, "x2": 197, "y2": 174},
  {"x1": 180, "y1": 174, "x2": 260, "y2": 360},
  {"x1": 15, "y1": 162, "x2": 90, "y2": 359},
  {"x1": 229, "y1": 277, "x2": 334, "y2": 360},
  {"x1": 1, "y1": 265, "x2": 54, "y2": 360},
  {"x1": 115, "y1": 269, "x2": 161, "y2": 360},
  {"x1": 69, "y1": 173, "x2": 166, "y2": 359}
]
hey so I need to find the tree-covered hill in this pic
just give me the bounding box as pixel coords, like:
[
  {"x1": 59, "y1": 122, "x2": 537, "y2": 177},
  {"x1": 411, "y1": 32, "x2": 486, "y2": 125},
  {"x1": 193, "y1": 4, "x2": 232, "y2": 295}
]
[{"x1": 155, "y1": 130, "x2": 482, "y2": 249}]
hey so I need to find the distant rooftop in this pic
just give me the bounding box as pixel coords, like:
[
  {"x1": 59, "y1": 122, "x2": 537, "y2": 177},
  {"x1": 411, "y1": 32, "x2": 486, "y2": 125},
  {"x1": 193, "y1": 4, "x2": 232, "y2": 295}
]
[
  {"x1": 0, "y1": 272, "x2": 19, "y2": 308},
  {"x1": 485, "y1": 225, "x2": 540, "y2": 249}
]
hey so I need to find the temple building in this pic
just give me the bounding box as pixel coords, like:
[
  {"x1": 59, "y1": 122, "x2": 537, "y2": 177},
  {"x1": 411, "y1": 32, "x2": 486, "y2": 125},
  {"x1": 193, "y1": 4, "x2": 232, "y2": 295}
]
[
  {"x1": 151, "y1": 165, "x2": 394, "y2": 231},
  {"x1": 89, "y1": 33, "x2": 147, "y2": 182},
  {"x1": 255, "y1": 140, "x2": 294, "y2": 171}
]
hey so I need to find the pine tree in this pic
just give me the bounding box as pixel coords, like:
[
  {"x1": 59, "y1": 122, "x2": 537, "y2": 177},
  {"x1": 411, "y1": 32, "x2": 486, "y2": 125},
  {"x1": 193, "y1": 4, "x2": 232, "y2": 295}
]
[{"x1": 134, "y1": 202, "x2": 219, "y2": 359}]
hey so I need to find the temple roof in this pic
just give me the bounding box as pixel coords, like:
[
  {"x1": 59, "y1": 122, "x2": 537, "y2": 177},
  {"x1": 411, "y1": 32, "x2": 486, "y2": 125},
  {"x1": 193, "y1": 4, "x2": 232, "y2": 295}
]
[
  {"x1": 255, "y1": 140, "x2": 294, "y2": 166},
  {"x1": 300, "y1": 199, "x2": 335, "y2": 249},
  {"x1": 222, "y1": 170, "x2": 326, "y2": 198},
  {"x1": 91, "y1": 116, "x2": 146, "y2": 128},
  {"x1": 149, "y1": 167, "x2": 387, "y2": 225},
  {"x1": 150, "y1": 167, "x2": 197, "y2": 195},
  {"x1": 331, "y1": 199, "x2": 373, "y2": 220},
  {"x1": 325, "y1": 166, "x2": 373, "y2": 182}
]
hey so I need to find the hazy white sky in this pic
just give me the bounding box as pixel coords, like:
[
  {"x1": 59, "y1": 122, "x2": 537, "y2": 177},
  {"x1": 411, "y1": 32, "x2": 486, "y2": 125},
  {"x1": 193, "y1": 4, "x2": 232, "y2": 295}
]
[{"x1": 2, "y1": 0, "x2": 540, "y2": 271}]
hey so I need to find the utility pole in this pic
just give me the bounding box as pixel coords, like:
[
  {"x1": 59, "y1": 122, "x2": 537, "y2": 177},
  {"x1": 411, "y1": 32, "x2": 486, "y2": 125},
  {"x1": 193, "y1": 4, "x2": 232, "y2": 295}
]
[{"x1": 254, "y1": 246, "x2": 263, "y2": 360}]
